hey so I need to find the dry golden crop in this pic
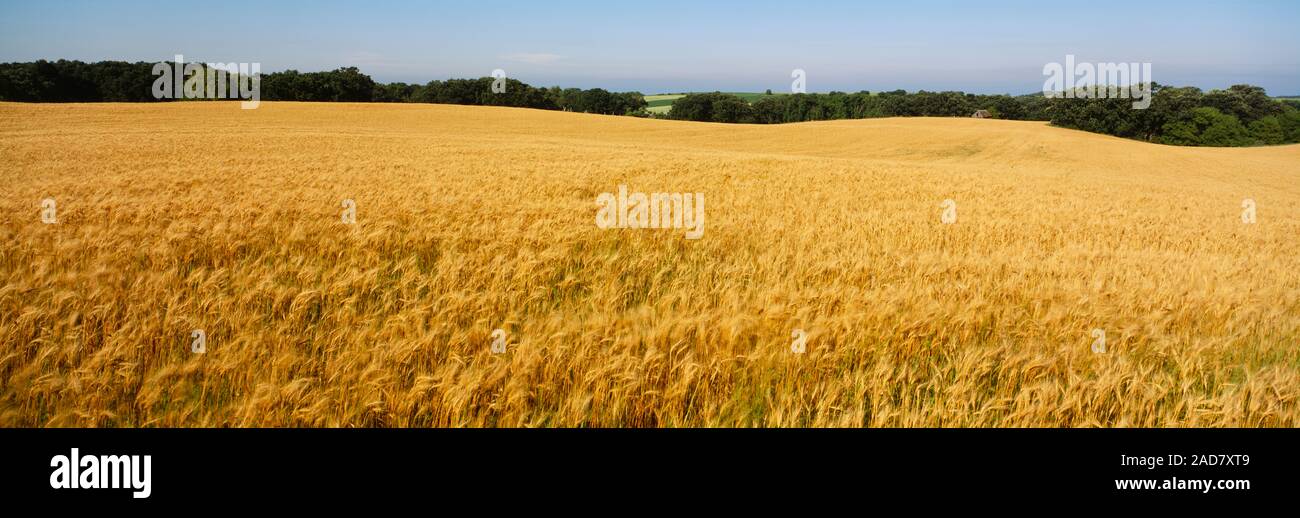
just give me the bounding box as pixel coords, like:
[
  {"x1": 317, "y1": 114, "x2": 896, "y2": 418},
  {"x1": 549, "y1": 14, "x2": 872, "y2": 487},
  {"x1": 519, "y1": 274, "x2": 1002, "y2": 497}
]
[{"x1": 1, "y1": 101, "x2": 1297, "y2": 427}]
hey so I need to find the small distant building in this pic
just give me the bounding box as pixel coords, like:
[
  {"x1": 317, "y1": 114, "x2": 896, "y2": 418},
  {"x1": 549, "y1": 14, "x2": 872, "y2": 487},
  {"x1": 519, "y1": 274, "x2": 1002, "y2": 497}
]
[{"x1": 972, "y1": 110, "x2": 993, "y2": 119}]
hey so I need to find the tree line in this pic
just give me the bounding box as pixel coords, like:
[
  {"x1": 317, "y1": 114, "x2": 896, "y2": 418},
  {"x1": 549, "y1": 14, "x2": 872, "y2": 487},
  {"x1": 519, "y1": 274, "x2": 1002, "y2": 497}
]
[
  {"x1": 668, "y1": 90, "x2": 1051, "y2": 124},
  {"x1": 669, "y1": 85, "x2": 1300, "y2": 146},
  {"x1": 2, "y1": 59, "x2": 1297, "y2": 146},
  {"x1": 0, "y1": 59, "x2": 648, "y2": 115},
  {"x1": 1048, "y1": 84, "x2": 1300, "y2": 146}
]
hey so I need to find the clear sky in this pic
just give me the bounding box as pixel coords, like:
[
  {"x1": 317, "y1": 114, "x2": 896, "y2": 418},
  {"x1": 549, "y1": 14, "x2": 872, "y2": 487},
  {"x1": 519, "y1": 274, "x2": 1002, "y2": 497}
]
[{"x1": 1, "y1": 0, "x2": 1297, "y2": 95}]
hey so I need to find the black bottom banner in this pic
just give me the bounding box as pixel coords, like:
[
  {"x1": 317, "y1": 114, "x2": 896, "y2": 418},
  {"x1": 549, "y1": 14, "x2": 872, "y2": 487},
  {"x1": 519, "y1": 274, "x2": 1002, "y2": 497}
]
[{"x1": 0, "y1": 428, "x2": 1291, "y2": 508}]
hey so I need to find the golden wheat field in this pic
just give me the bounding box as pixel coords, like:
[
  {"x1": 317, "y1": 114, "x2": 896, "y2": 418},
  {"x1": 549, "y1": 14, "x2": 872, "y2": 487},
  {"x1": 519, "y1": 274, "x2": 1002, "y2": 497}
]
[{"x1": 1, "y1": 101, "x2": 1298, "y2": 427}]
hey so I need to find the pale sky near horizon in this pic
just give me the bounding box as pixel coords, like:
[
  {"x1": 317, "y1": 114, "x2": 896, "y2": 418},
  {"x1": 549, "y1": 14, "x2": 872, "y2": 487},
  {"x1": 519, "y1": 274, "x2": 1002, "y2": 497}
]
[{"x1": 1, "y1": 0, "x2": 1297, "y2": 95}]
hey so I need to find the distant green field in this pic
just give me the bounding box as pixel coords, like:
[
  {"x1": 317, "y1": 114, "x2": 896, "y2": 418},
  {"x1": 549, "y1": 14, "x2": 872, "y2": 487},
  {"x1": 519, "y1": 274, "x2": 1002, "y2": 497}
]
[
  {"x1": 644, "y1": 92, "x2": 786, "y2": 114},
  {"x1": 644, "y1": 94, "x2": 685, "y2": 114}
]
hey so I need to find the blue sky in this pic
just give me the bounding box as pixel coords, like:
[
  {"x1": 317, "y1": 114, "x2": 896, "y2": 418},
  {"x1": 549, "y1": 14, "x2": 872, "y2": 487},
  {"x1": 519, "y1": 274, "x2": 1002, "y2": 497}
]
[{"x1": 1, "y1": 0, "x2": 1297, "y2": 94}]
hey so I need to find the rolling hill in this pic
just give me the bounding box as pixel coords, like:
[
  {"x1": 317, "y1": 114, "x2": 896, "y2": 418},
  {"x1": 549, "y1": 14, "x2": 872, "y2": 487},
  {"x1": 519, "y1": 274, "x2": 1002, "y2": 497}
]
[{"x1": 2, "y1": 102, "x2": 1297, "y2": 427}]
